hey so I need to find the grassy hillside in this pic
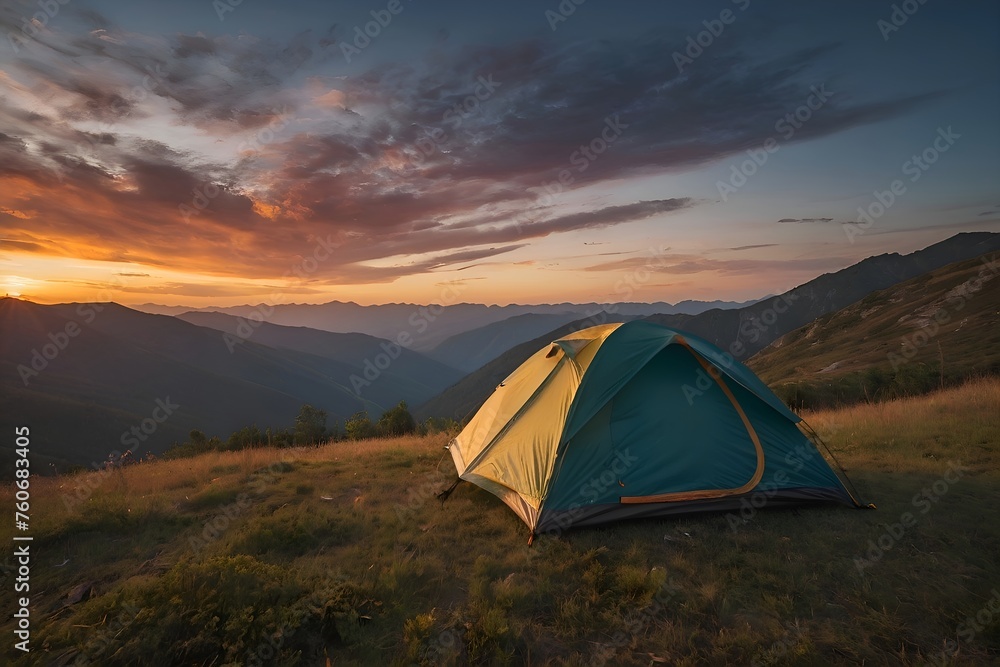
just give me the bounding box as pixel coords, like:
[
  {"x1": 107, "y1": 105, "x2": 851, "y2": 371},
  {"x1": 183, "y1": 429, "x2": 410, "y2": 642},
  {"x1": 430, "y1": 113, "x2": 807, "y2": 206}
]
[
  {"x1": 3, "y1": 379, "x2": 998, "y2": 665},
  {"x1": 750, "y1": 252, "x2": 1000, "y2": 408},
  {"x1": 646, "y1": 231, "x2": 1000, "y2": 361}
]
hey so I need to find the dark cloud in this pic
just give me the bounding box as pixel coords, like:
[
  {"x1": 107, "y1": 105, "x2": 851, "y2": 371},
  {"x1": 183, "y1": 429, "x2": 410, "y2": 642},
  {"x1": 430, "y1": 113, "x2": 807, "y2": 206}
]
[
  {"x1": 173, "y1": 34, "x2": 217, "y2": 59},
  {"x1": 114, "y1": 281, "x2": 325, "y2": 297},
  {"x1": 584, "y1": 254, "x2": 852, "y2": 276},
  {"x1": 0, "y1": 16, "x2": 944, "y2": 286},
  {"x1": 726, "y1": 244, "x2": 780, "y2": 251},
  {"x1": 777, "y1": 218, "x2": 837, "y2": 223},
  {"x1": 0, "y1": 239, "x2": 46, "y2": 253}
]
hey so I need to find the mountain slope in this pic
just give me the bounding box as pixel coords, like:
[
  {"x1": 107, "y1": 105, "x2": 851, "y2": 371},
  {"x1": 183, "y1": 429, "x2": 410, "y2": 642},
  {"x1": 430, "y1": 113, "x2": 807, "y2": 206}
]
[
  {"x1": 420, "y1": 232, "x2": 1000, "y2": 419},
  {"x1": 747, "y1": 251, "x2": 1000, "y2": 407},
  {"x1": 0, "y1": 301, "x2": 447, "y2": 468},
  {"x1": 426, "y1": 312, "x2": 587, "y2": 373},
  {"x1": 136, "y1": 299, "x2": 759, "y2": 352},
  {"x1": 175, "y1": 311, "x2": 463, "y2": 389},
  {"x1": 645, "y1": 232, "x2": 1000, "y2": 361},
  {"x1": 416, "y1": 312, "x2": 628, "y2": 420}
]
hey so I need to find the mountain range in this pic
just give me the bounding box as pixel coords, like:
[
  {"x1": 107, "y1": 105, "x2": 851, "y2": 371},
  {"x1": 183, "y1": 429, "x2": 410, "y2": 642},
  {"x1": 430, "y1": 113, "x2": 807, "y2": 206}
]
[
  {"x1": 4, "y1": 231, "x2": 997, "y2": 468},
  {"x1": 0, "y1": 301, "x2": 461, "y2": 469},
  {"x1": 136, "y1": 298, "x2": 760, "y2": 352},
  {"x1": 419, "y1": 232, "x2": 1000, "y2": 419}
]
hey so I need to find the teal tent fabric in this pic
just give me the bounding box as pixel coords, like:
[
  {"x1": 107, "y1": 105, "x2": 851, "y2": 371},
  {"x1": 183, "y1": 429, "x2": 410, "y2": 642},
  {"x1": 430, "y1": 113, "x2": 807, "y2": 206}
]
[{"x1": 448, "y1": 320, "x2": 862, "y2": 535}]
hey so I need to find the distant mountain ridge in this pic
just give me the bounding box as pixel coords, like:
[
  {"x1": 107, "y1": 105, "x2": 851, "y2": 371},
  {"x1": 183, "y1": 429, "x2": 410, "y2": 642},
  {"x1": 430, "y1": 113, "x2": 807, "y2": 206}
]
[
  {"x1": 176, "y1": 310, "x2": 464, "y2": 380},
  {"x1": 425, "y1": 313, "x2": 595, "y2": 373},
  {"x1": 135, "y1": 298, "x2": 761, "y2": 352},
  {"x1": 420, "y1": 232, "x2": 1000, "y2": 419},
  {"x1": 417, "y1": 311, "x2": 629, "y2": 420},
  {"x1": 0, "y1": 300, "x2": 462, "y2": 468}
]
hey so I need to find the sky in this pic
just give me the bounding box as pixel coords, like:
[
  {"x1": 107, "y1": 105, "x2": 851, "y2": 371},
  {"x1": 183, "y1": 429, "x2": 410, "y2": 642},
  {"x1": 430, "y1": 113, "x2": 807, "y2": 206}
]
[{"x1": 0, "y1": 0, "x2": 997, "y2": 307}]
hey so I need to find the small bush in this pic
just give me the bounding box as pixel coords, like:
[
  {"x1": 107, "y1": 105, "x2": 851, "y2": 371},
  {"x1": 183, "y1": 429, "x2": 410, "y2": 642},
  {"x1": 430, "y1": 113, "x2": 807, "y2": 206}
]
[
  {"x1": 377, "y1": 401, "x2": 417, "y2": 437},
  {"x1": 344, "y1": 412, "x2": 377, "y2": 440}
]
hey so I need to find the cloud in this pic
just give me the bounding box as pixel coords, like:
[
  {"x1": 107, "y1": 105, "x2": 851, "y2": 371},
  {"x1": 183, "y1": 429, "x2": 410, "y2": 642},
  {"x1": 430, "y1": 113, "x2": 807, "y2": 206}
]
[
  {"x1": 725, "y1": 244, "x2": 779, "y2": 251},
  {"x1": 583, "y1": 253, "x2": 852, "y2": 276},
  {"x1": 777, "y1": 217, "x2": 837, "y2": 223},
  {"x1": 1, "y1": 208, "x2": 33, "y2": 219},
  {"x1": 114, "y1": 281, "x2": 325, "y2": 297},
  {"x1": 0, "y1": 16, "x2": 941, "y2": 287}
]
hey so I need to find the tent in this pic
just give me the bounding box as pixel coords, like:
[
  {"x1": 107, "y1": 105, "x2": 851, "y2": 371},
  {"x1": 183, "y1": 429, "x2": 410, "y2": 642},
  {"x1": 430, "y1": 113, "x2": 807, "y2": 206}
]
[{"x1": 446, "y1": 321, "x2": 870, "y2": 538}]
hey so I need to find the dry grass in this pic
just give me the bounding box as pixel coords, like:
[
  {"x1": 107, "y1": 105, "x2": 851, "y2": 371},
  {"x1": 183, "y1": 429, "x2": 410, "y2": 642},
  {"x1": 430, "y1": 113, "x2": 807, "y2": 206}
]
[
  {"x1": 1, "y1": 385, "x2": 998, "y2": 665},
  {"x1": 805, "y1": 375, "x2": 1000, "y2": 475}
]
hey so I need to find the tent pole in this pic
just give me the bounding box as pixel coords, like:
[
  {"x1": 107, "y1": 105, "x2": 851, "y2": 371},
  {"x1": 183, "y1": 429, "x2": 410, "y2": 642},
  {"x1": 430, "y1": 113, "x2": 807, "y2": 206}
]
[{"x1": 800, "y1": 419, "x2": 876, "y2": 510}]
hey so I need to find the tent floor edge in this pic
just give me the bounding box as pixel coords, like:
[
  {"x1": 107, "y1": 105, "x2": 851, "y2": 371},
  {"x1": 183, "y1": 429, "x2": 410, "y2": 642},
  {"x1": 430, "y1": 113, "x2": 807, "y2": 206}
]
[
  {"x1": 536, "y1": 487, "x2": 853, "y2": 533},
  {"x1": 798, "y1": 419, "x2": 874, "y2": 509}
]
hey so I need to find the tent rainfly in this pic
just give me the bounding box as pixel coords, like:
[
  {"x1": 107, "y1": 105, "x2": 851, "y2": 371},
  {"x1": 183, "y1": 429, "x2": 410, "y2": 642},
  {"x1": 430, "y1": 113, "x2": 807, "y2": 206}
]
[{"x1": 445, "y1": 321, "x2": 871, "y2": 539}]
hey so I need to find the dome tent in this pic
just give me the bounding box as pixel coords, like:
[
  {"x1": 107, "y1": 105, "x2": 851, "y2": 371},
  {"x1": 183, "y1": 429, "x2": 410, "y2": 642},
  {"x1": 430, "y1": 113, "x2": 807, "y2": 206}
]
[{"x1": 445, "y1": 321, "x2": 870, "y2": 538}]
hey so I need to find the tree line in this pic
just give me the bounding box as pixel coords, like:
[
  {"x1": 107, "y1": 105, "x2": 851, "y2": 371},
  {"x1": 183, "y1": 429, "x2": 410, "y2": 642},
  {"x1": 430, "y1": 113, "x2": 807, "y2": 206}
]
[{"x1": 162, "y1": 401, "x2": 459, "y2": 460}]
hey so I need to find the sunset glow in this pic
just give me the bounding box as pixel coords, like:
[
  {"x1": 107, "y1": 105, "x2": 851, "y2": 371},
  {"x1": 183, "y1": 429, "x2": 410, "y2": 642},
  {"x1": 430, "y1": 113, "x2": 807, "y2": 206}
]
[{"x1": 1, "y1": 1, "x2": 997, "y2": 307}]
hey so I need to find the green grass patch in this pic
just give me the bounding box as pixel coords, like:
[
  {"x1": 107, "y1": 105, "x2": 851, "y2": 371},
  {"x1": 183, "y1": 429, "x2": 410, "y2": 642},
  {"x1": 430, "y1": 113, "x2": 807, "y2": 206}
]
[{"x1": 4, "y1": 390, "x2": 999, "y2": 665}]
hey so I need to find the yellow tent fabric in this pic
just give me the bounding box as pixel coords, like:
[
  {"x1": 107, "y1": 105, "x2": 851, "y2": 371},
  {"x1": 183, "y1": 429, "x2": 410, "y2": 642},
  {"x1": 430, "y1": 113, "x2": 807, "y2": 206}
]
[
  {"x1": 447, "y1": 321, "x2": 861, "y2": 534},
  {"x1": 446, "y1": 323, "x2": 621, "y2": 526}
]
